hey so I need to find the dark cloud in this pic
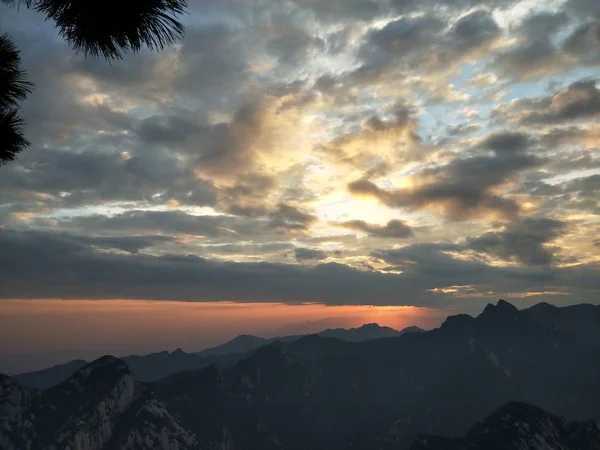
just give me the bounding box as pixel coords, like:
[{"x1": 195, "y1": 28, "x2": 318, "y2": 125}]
[
  {"x1": 448, "y1": 9, "x2": 501, "y2": 51},
  {"x1": 43, "y1": 210, "x2": 270, "y2": 240},
  {"x1": 515, "y1": 11, "x2": 570, "y2": 37},
  {"x1": 477, "y1": 131, "x2": 532, "y2": 153},
  {"x1": 495, "y1": 79, "x2": 600, "y2": 125},
  {"x1": 2, "y1": 228, "x2": 597, "y2": 305},
  {"x1": 355, "y1": 10, "x2": 501, "y2": 83},
  {"x1": 223, "y1": 202, "x2": 318, "y2": 234},
  {"x1": 371, "y1": 243, "x2": 483, "y2": 281},
  {"x1": 0, "y1": 231, "x2": 175, "y2": 255},
  {"x1": 197, "y1": 242, "x2": 294, "y2": 256},
  {"x1": 289, "y1": 0, "x2": 384, "y2": 22},
  {"x1": 489, "y1": 11, "x2": 571, "y2": 80},
  {"x1": 137, "y1": 112, "x2": 207, "y2": 147},
  {"x1": 371, "y1": 241, "x2": 600, "y2": 300},
  {"x1": 565, "y1": 0, "x2": 600, "y2": 19},
  {"x1": 294, "y1": 247, "x2": 328, "y2": 261},
  {"x1": 265, "y1": 20, "x2": 319, "y2": 64},
  {"x1": 0, "y1": 147, "x2": 217, "y2": 217},
  {"x1": 0, "y1": 229, "x2": 433, "y2": 305},
  {"x1": 562, "y1": 20, "x2": 600, "y2": 66},
  {"x1": 491, "y1": 39, "x2": 566, "y2": 81},
  {"x1": 1, "y1": 0, "x2": 599, "y2": 311},
  {"x1": 491, "y1": 14, "x2": 600, "y2": 81},
  {"x1": 356, "y1": 14, "x2": 444, "y2": 81},
  {"x1": 465, "y1": 218, "x2": 567, "y2": 266},
  {"x1": 340, "y1": 219, "x2": 414, "y2": 238},
  {"x1": 74, "y1": 23, "x2": 251, "y2": 109},
  {"x1": 348, "y1": 131, "x2": 541, "y2": 221}
]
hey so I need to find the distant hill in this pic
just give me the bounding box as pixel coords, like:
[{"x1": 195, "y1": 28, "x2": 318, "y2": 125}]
[
  {"x1": 2, "y1": 299, "x2": 599, "y2": 450},
  {"x1": 196, "y1": 334, "x2": 272, "y2": 357},
  {"x1": 12, "y1": 359, "x2": 87, "y2": 390},
  {"x1": 14, "y1": 323, "x2": 422, "y2": 389},
  {"x1": 197, "y1": 323, "x2": 424, "y2": 358},
  {"x1": 318, "y1": 322, "x2": 423, "y2": 341},
  {"x1": 522, "y1": 302, "x2": 600, "y2": 346},
  {"x1": 410, "y1": 401, "x2": 600, "y2": 450}
]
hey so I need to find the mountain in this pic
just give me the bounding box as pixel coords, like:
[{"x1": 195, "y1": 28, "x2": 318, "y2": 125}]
[
  {"x1": 523, "y1": 302, "x2": 600, "y2": 346},
  {"x1": 318, "y1": 323, "x2": 424, "y2": 341},
  {"x1": 0, "y1": 356, "x2": 198, "y2": 450},
  {"x1": 13, "y1": 350, "x2": 239, "y2": 389},
  {"x1": 12, "y1": 359, "x2": 86, "y2": 389},
  {"x1": 122, "y1": 349, "x2": 240, "y2": 382},
  {"x1": 14, "y1": 323, "x2": 418, "y2": 389},
  {"x1": 410, "y1": 401, "x2": 600, "y2": 450},
  {"x1": 196, "y1": 334, "x2": 272, "y2": 357},
  {"x1": 3, "y1": 300, "x2": 599, "y2": 450},
  {"x1": 197, "y1": 323, "x2": 421, "y2": 357}
]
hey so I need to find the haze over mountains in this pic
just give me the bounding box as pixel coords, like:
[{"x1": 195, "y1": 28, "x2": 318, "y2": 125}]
[
  {"x1": 14, "y1": 323, "x2": 425, "y2": 389},
  {"x1": 2, "y1": 300, "x2": 599, "y2": 450}
]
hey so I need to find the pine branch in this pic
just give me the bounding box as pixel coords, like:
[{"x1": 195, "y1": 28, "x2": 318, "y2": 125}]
[
  {"x1": 0, "y1": 109, "x2": 30, "y2": 166},
  {"x1": 0, "y1": 33, "x2": 33, "y2": 111},
  {"x1": 36, "y1": 0, "x2": 188, "y2": 60}
]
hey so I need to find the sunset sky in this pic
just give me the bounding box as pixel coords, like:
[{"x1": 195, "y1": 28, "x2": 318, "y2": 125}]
[{"x1": 1, "y1": 0, "x2": 599, "y2": 372}]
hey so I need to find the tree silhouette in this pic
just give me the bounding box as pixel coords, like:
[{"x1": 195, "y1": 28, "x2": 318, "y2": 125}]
[
  {"x1": 0, "y1": 0, "x2": 187, "y2": 166},
  {"x1": 0, "y1": 33, "x2": 32, "y2": 166}
]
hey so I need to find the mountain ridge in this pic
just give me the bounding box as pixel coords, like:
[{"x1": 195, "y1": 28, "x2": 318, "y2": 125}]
[
  {"x1": 410, "y1": 401, "x2": 600, "y2": 450},
  {"x1": 13, "y1": 323, "x2": 425, "y2": 389},
  {"x1": 2, "y1": 299, "x2": 600, "y2": 450}
]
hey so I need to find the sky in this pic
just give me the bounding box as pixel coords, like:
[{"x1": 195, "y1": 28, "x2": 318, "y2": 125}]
[{"x1": 0, "y1": 0, "x2": 599, "y2": 372}]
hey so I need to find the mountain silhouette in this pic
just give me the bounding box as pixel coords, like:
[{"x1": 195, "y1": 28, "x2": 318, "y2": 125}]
[
  {"x1": 15, "y1": 323, "x2": 423, "y2": 389},
  {"x1": 410, "y1": 401, "x2": 600, "y2": 449},
  {"x1": 2, "y1": 300, "x2": 599, "y2": 450}
]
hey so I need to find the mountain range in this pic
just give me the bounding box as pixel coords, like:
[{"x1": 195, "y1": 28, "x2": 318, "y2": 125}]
[
  {"x1": 410, "y1": 401, "x2": 600, "y2": 450},
  {"x1": 1, "y1": 300, "x2": 599, "y2": 450},
  {"x1": 14, "y1": 323, "x2": 425, "y2": 389}
]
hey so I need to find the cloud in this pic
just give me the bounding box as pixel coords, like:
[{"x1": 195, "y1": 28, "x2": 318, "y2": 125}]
[
  {"x1": 355, "y1": 9, "x2": 502, "y2": 85},
  {"x1": 348, "y1": 131, "x2": 541, "y2": 221},
  {"x1": 494, "y1": 79, "x2": 600, "y2": 126},
  {"x1": 465, "y1": 218, "x2": 567, "y2": 266},
  {"x1": 294, "y1": 247, "x2": 328, "y2": 261},
  {"x1": 223, "y1": 202, "x2": 319, "y2": 235},
  {"x1": 563, "y1": 20, "x2": 600, "y2": 66},
  {"x1": 39, "y1": 210, "x2": 277, "y2": 241},
  {"x1": 1, "y1": 228, "x2": 597, "y2": 306},
  {"x1": 1, "y1": 0, "x2": 599, "y2": 312},
  {"x1": 564, "y1": 0, "x2": 600, "y2": 19},
  {"x1": 489, "y1": 11, "x2": 570, "y2": 80},
  {"x1": 317, "y1": 105, "x2": 422, "y2": 176},
  {"x1": 0, "y1": 228, "x2": 432, "y2": 305},
  {"x1": 0, "y1": 147, "x2": 217, "y2": 219},
  {"x1": 339, "y1": 219, "x2": 414, "y2": 238},
  {"x1": 288, "y1": 0, "x2": 384, "y2": 22}
]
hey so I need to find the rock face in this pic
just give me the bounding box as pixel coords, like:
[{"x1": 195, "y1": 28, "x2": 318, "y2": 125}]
[
  {"x1": 0, "y1": 357, "x2": 198, "y2": 450},
  {"x1": 42, "y1": 356, "x2": 136, "y2": 450},
  {"x1": 117, "y1": 400, "x2": 198, "y2": 450},
  {"x1": 2, "y1": 300, "x2": 600, "y2": 450},
  {"x1": 0, "y1": 374, "x2": 37, "y2": 450},
  {"x1": 410, "y1": 402, "x2": 600, "y2": 450}
]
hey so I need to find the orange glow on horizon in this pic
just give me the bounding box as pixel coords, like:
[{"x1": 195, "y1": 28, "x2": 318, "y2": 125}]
[{"x1": 0, "y1": 299, "x2": 447, "y2": 372}]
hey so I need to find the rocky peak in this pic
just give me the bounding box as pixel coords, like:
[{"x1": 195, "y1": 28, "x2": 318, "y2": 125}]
[
  {"x1": 37, "y1": 356, "x2": 137, "y2": 450},
  {"x1": 464, "y1": 401, "x2": 600, "y2": 449},
  {"x1": 411, "y1": 402, "x2": 600, "y2": 450},
  {"x1": 360, "y1": 323, "x2": 382, "y2": 330},
  {"x1": 479, "y1": 299, "x2": 520, "y2": 323},
  {"x1": 0, "y1": 374, "x2": 33, "y2": 426},
  {"x1": 440, "y1": 313, "x2": 475, "y2": 333}
]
